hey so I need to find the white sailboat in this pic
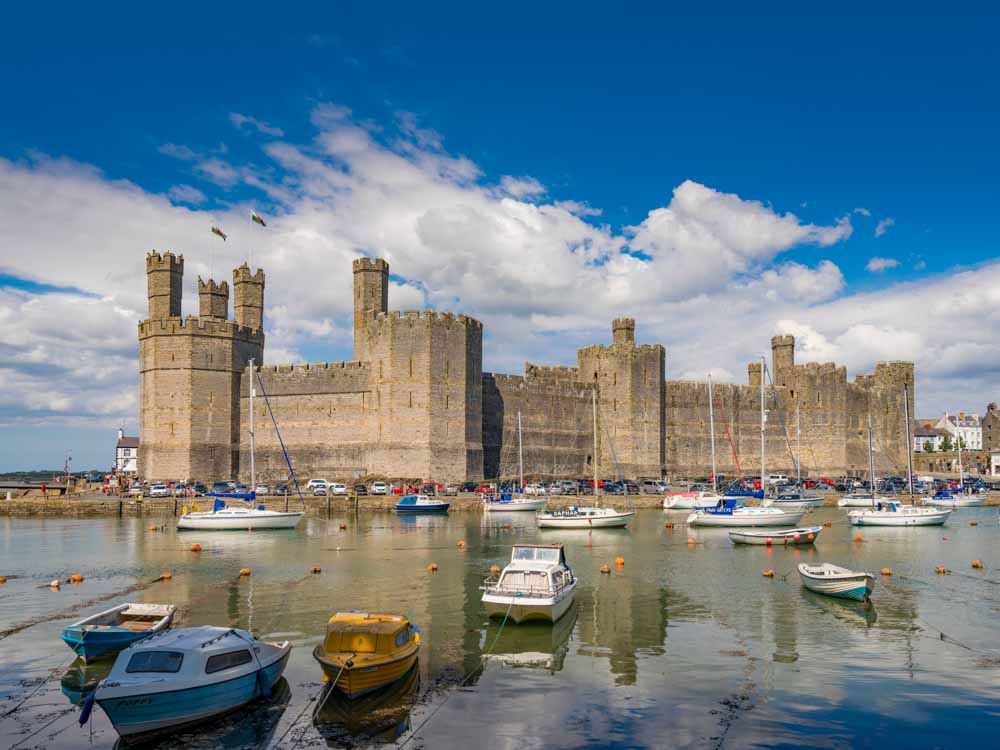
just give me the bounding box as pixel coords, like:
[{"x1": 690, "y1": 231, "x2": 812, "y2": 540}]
[
  {"x1": 537, "y1": 390, "x2": 634, "y2": 529},
  {"x1": 177, "y1": 358, "x2": 304, "y2": 531},
  {"x1": 847, "y1": 406, "x2": 951, "y2": 527},
  {"x1": 484, "y1": 411, "x2": 547, "y2": 512},
  {"x1": 765, "y1": 406, "x2": 823, "y2": 509},
  {"x1": 688, "y1": 357, "x2": 803, "y2": 528}
]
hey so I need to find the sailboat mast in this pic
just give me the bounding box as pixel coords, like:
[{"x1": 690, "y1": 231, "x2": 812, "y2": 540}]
[
  {"x1": 517, "y1": 410, "x2": 524, "y2": 490},
  {"x1": 760, "y1": 355, "x2": 766, "y2": 497},
  {"x1": 249, "y1": 358, "x2": 256, "y2": 494},
  {"x1": 956, "y1": 419, "x2": 964, "y2": 492},
  {"x1": 903, "y1": 383, "x2": 915, "y2": 503},
  {"x1": 796, "y1": 405, "x2": 802, "y2": 489},
  {"x1": 868, "y1": 413, "x2": 875, "y2": 494},
  {"x1": 593, "y1": 388, "x2": 600, "y2": 500},
  {"x1": 708, "y1": 374, "x2": 717, "y2": 493}
]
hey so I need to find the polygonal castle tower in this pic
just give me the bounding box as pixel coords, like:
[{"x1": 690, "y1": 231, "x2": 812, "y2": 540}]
[{"x1": 138, "y1": 252, "x2": 264, "y2": 481}]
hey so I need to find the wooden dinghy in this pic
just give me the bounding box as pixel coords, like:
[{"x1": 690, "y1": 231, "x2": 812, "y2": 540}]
[
  {"x1": 798, "y1": 563, "x2": 875, "y2": 602},
  {"x1": 729, "y1": 526, "x2": 823, "y2": 546},
  {"x1": 62, "y1": 603, "x2": 176, "y2": 662}
]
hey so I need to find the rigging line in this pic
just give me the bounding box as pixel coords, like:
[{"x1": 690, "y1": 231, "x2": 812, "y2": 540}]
[
  {"x1": 0, "y1": 653, "x2": 76, "y2": 721},
  {"x1": 763, "y1": 366, "x2": 798, "y2": 479},
  {"x1": 254, "y1": 369, "x2": 305, "y2": 507},
  {"x1": 6, "y1": 706, "x2": 75, "y2": 750},
  {"x1": 717, "y1": 402, "x2": 743, "y2": 480}
]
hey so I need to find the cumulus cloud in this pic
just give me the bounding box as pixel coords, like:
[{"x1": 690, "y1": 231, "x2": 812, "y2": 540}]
[
  {"x1": 874, "y1": 217, "x2": 895, "y2": 237},
  {"x1": 0, "y1": 104, "x2": 992, "y2": 468},
  {"x1": 866, "y1": 256, "x2": 899, "y2": 272},
  {"x1": 229, "y1": 112, "x2": 284, "y2": 137},
  {"x1": 167, "y1": 184, "x2": 206, "y2": 205},
  {"x1": 158, "y1": 142, "x2": 199, "y2": 161}
]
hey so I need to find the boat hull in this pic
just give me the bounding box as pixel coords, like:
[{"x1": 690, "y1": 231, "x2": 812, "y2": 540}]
[
  {"x1": 686, "y1": 510, "x2": 805, "y2": 527},
  {"x1": 798, "y1": 568, "x2": 874, "y2": 602},
  {"x1": 62, "y1": 627, "x2": 154, "y2": 663},
  {"x1": 729, "y1": 526, "x2": 822, "y2": 545},
  {"x1": 394, "y1": 503, "x2": 450, "y2": 513},
  {"x1": 176, "y1": 511, "x2": 303, "y2": 530},
  {"x1": 482, "y1": 585, "x2": 576, "y2": 624},
  {"x1": 848, "y1": 508, "x2": 952, "y2": 526},
  {"x1": 537, "y1": 511, "x2": 634, "y2": 528},
  {"x1": 921, "y1": 495, "x2": 986, "y2": 508},
  {"x1": 313, "y1": 646, "x2": 419, "y2": 699},
  {"x1": 483, "y1": 498, "x2": 547, "y2": 512},
  {"x1": 97, "y1": 649, "x2": 289, "y2": 739}
]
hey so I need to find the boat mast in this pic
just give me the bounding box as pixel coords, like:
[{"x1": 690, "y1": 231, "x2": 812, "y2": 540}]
[
  {"x1": 708, "y1": 374, "x2": 717, "y2": 493},
  {"x1": 517, "y1": 410, "x2": 524, "y2": 491},
  {"x1": 796, "y1": 404, "x2": 802, "y2": 491},
  {"x1": 956, "y1": 418, "x2": 964, "y2": 492},
  {"x1": 593, "y1": 388, "x2": 600, "y2": 501},
  {"x1": 903, "y1": 383, "x2": 915, "y2": 503},
  {"x1": 760, "y1": 355, "x2": 766, "y2": 497},
  {"x1": 867, "y1": 413, "x2": 876, "y2": 496},
  {"x1": 249, "y1": 357, "x2": 256, "y2": 494}
]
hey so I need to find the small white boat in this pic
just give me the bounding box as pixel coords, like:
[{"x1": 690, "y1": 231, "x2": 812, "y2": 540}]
[
  {"x1": 798, "y1": 563, "x2": 875, "y2": 601},
  {"x1": 177, "y1": 497, "x2": 303, "y2": 530},
  {"x1": 537, "y1": 505, "x2": 634, "y2": 528},
  {"x1": 729, "y1": 526, "x2": 823, "y2": 545},
  {"x1": 848, "y1": 501, "x2": 952, "y2": 526},
  {"x1": 920, "y1": 490, "x2": 987, "y2": 508},
  {"x1": 837, "y1": 492, "x2": 891, "y2": 508},
  {"x1": 686, "y1": 501, "x2": 805, "y2": 528},
  {"x1": 481, "y1": 544, "x2": 577, "y2": 623},
  {"x1": 663, "y1": 490, "x2": 723, "y2": 510},
  {"x1": 83, "y1": 626, "x2": 290, "y2": 741},
  {"x1": 483, "y1": 493, "x2": 547, "y2": 512},
  {"x1": 765, "y1": 493, "x2": 823, "y2": 510}
]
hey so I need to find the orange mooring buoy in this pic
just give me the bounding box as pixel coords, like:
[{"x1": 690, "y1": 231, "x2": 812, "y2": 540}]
[
  {"x1": 687, "y1": 537, "x2": 697, "y2": 545},
  {"x1": 823, "y1": 521, "x2": 832, "y2": 528},
  {"x1": 239, "y1": 568, "x2": 252, "y2": 576},
  {"x1": 970, "y1": 520, "x2": 978, "y2": 527},
  {"x1": 311, "y1": 566, "x2": 322, "y2": 574},
  {"x1": 427, "y1": 563, "x2": 439, "y2": 572},
  {"x1": 664, "y1": 521, "x2": 674, "y2": 529},
  {"x1": 457, "y1": 540, "x2": 466, "y2": 549},
  {"x1": 160, "y1": 572, "x2": 173, "y2": 580},
  {"x1": 489, "y1": 565, "x2": 501, "y2": 577},
  {"x1": 49, "y1": 579, "x2": 60, "y2": 589},
  {"x1": 854, "y1": 534, "x2": 864, "y2": 542},
  {"x1": 190, "y1": 543, "x2": 202, "y2": 552},
  {"x1": 70, "y1": 573, "x2": 84, "y2": 583},
  {"x1": 972, "y1": 559, "x2": 984, "y2": 569},
  {"x1": 339, "y1": 523, "x2": 347, "y2": 530},
  {"x1": 935, "y1": 566, "x2": 948, "y2": 574},
  {"x1": 0, "y1": 576, "x2": 7, "y2": 584},
  {"x1": 762, "y1": 569, "x2": 775, "y2": 578},
  {"x1": 614, "y1": 556, "x2": 624, "y2": 567},
  {"x1": 881, "y1": 567, "x2": 893, "y2": 576}
]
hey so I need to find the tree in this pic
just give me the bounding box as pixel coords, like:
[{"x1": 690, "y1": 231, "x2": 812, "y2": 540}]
[{"x1": 940, "y1": 435, "x2": 953, "y2": 452}]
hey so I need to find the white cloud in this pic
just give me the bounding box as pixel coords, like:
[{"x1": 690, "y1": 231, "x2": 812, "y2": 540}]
[
  {"x1": 499, "y1": 175, "x2": 546, "y2": 199},
  {"x1": 866, "y1": 256, "x2": 899, "y2": 272},
  {"x1": 229, "y1": 112, "x2": 284, "y2": 137},
  {"x1": 0, "y1": 105, "x2": 994, "y2": 468},
  {"x1": 874, "y1": 217, "x2": 895, "y2": 237},
  {"x1": 853, "y1": 207, "x2": 871, "y2": 216},
  {"x1": 158, "y1": 142, "x2": 199, "y2": 161},
  {"x1": 167, "y1": 184, "x2": 206, "y2": 205}
]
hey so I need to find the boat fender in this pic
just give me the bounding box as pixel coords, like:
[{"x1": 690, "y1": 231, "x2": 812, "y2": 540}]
[
  {"x1": 256, "y1": 668, "x2": 271, "y2": 699},
  {"x1": 600, "y1": 564, "x2": 611, "y2": 574},
  {"x1": 79, "y1": 690, "x2": 96, "y2": 725},
  {"x1": 0, "y1": 576, "x2": 6, "y2": 584},
  {"x1": 765, "y1": 537, "x2": 773, "y2": 546},
  {"x1": 792, "y1": 534, "x2": 801, "y2": 542},
  {"x1": 806, "y1": 533, "x2": 815, "y2": 541},
  {"x1": 489, "y1": 565, "x2": 501, "y2": 577},
  {"x1": 181, "y1": 505, "x2": 188, "y2": 515}
]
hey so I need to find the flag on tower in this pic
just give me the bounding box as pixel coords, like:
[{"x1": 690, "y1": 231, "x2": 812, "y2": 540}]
[
  {"x1": 211, "y1": 227, "x2": 227, "y2": 241},
  {"x1": 251, "y1": 210, "x2": 267, "y2": 227}
]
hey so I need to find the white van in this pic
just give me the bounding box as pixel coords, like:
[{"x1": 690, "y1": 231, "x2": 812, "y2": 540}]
[{"x1": 766, "y1": 474, "x2": 789, "y2": 486}]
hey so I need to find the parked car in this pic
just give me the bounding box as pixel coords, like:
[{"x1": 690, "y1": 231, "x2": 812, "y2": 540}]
[
  {"x1": 442, "y1": 483, "x2": 459, "y2": 496},
  {"x1": 254, "y1": 484, "x2": 269, "y2": 496},
  {"x1": 461, "y1": 481, "x2": 478, "y2": 492},
  {"x1": 603, "y1": 482, "x2": 625, "y2": 495},
  {"x1": 191, "y1": 483, "x2": 207, "y2": 496},
  {"x1": 557, "y1": 480, "x2": 579, "y2": 495},
  {"x1": 371, "y1": 481, "x2": 387, "y2": 495},
  {"x1": 524, "y1": 483, "x2": 547, "y2": 495},
  {"x1": 639, "y1": 479, "x2": 662, "y2": 494},
  {"x1": 171, "y1": 483, "x2": 188, "y2": 497},
  {"x1": 149, "y1": 484, "x2": 170, "y2": 498},
  {"x1": 623, "y1": 481, "x2": 639, "y2": 495},
  {"x1": 127, "y1": 483, "x2": 146, "y2": 497},
  {"x1": 273, "y1": 483, "x2": 289, "y2": 495},
  {"x1": 211, "y1": 481, "x2": 230, "y2": 494},
  {"x1": 330, "y1": 483, "x2": 348, "y2": 496},
  {"x1": 353, "y1": 483, "x2": 368, "y2": 495},
  {"x1": 420, "y1": 483, "x2": 436, "y2": 496},
  {"x1": 312, "y1": 484, "x2": 328, "y2": 496},
  {"x1": 306, "y1": 479, "x2": 328, "y2": 491}
]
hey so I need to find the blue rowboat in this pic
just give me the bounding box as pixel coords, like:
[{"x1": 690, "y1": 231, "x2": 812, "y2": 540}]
[
  {"x1": 798, "y1": 563, "x2": 875, "y2": 602},
  {"x1": 394, "y1": 494, "x2": 450, "y2": 513},
  {"x1": 83, "y1": 626, "x2": 291, "y2": 741},
  {"x1": 62, "y1": 603, "x2": 176, "y2": 662}
]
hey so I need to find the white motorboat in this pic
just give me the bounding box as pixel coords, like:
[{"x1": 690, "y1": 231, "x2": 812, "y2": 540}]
[
  {"x1": 848, "y1": 501, "x2": 952, "y2": 526},
  {"x1": 920, "y1": 490, "x2": 987, "y2": 508},
  {"x1": 729, "y1": 526, "x2": 823, "y2": 545},
  {"x1": 837, "y1": 492, "x2": 890, "y2": 508},
  {"x1": 686, "y1": 501, "x2": 805, "y2": 527},
  {"x1": 537, "y1": 505, "x2": 634, "y2": 528},
  {"x1": 663, "y1": 489, "x2": 723, "y2": 510},
  {"x1": 483, "y1": 493, "x2": 547, "y2": 512},
  {"x1": 481, "y1": 544, "x2": 577, "y2": 624},
  {"x1": 798, "y1": 563, "x2": 875, "y2": 602},
  {"x1": 765, "y1": 492, "x2": 824, "y2": 510},
  {"x1": 83, "y1": 626, "x2": 291, "y2": 741},
  {"x1": 177, "y1": 498, "x2": 303, "y2": 530}
]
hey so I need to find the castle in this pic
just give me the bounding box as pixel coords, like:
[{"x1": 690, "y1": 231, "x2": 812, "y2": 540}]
[{"x1": 138, "y1": 253, "x2": 915, "y2": 483}]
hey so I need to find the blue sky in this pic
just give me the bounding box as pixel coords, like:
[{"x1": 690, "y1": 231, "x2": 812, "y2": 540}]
[{"x1": 0, "y1": 2, "x2": 998, "y2": 470}]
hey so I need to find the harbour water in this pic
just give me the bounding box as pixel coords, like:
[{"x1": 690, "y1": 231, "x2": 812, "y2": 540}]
[{"x1": 0, "y1": 507, "x2": 997, "y2": 749}]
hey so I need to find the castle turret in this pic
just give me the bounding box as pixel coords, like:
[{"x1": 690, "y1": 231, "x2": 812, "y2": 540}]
[
  {"x1": 198, "y1": 278, "x2": 229, "y2": 319},
  {"x1": 146, "y1": 251, "x2": 183, "y2": 319},
  {"x1": 353, "y1": 258, "x2": 389, "y2": 361},
  {"x1": 233, "y1": 263, "x2": 265, "y2": 330},
  {"x1": 771, "y1": 334, "x2": 795, "y2": 388},
  {"x1": 612, "y1": 317, "x2": 636, "y2": 347}
]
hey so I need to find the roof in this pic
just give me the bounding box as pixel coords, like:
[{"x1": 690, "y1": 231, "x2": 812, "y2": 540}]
[
  {"x1": 135, "y1": 626, "x2": 251, "y2": 653},
  {"x1": 117, "y1": 437, "x2": 139, "y2": 449}
]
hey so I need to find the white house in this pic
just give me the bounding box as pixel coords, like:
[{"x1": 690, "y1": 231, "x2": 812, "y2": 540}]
[
  {"x1": 934, "y1": 412, "x2": 982, "y2": 450},
  {"x1": 115, "y1": 428, "x2": 139, "y2": 475},
  {"x1": 991, "y1": 449, "x2": 1000, "y2": 477},
  {"x1": 913, "y1": 424, "x2": 947, "y2": 453}
]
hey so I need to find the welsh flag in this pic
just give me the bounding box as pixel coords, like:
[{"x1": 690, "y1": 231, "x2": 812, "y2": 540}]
[
  {"x1": 251, "y1": 210, "x2": 267, "y2": 227},
  {"x1": 211, "y1": 227, "x2": 227, "y2": 241}
]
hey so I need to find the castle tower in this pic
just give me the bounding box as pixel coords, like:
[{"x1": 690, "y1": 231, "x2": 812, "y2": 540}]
[
  {"x1": 771, "y1": 335, "x2": 795, "y2": 388},
  {"x1": 198, "y1": 278, "x2": 229, "y2": 319},
  {"x1": 233, "y1": 263, "x2": 265, "y2": 330},
  {"x1": 353, "y1": 258, "x2": 389, "y2": 361},
  {"x1": 578, "y1": 319, "x2": 665, "y2": 479},
  {"x1": 146, "y1": 251, "x2": 183, "y2": 318}
]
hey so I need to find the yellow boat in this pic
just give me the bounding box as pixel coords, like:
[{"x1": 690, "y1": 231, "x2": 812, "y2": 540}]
[{"x1": 312, "y1": 612, "x2": 420, "y2": 699}]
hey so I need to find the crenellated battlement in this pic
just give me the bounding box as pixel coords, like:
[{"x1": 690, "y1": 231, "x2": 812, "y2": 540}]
[
  {"x1": 256, "y1": 360, "x2": 370, "y2": 374},
  {"x1": 138, "y1": 315, "x2": 264, "y2": 343},
  {"x1": 233, "y1": 262, "x2": 265, "y2": 284},
  {"x1": 853, "y1": 361, "x2": 914, "y2": 390},
  {"x1": 371, "y1": 309, "x2": 483, "y2": 331},
  {"x1": 525, "y1": 363, "x2": 583, "y2": 383},
  {"x1": 353, "y1": 257, "x2": 390, "y2": 273},
  {"x1": 146, "y1": 251, "x2": 183, "y2": 271},
  {"x1": 197, "y1": 278, "x2": 229, "y2": 294}
]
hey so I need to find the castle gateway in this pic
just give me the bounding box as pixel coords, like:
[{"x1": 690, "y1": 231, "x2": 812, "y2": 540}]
[{"x1": 138, "y1": 253, "x2": 914, "y2": 483}]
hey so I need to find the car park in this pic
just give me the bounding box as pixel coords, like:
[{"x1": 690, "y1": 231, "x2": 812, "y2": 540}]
[
  {"x1": 307, "y1": 479, "x2": 328, "y2": 491},
  {"x1": 623, "y1": 481, "x2": 639, "y2": 494},
  {"x1": 442, "y1": 483, "x2": 459, "y2": 496},
  {"x1": 330, "y1": 483, "x2": 347, "y2": 496},
  {"x1": 191, "y1": 483, "x2": 207, "y2": 496},
  {"x1": 421, "y1": 483, "x2": 436, "y2": 496},
  {"x1": 172, "y1": 483, "x2": 188, "y2": 497},
  {"x1": 371, "y1": 481, "x2": 387, "y2": 495},
  {"x1": 524, "y1": 483, "x2": 547, "y2": 495},
  {"x1": 149, "y1": 484, "x2": 170, "y2": 498},
  {"x1": 254, "y1": 484, "x2": 269, "y2": 495},
  {"x1": 211, "y1": 481, "x2": 230, "y2": 494}
]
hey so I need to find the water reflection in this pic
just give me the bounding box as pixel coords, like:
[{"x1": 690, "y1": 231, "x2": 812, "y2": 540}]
[
  {"x1": 313, "y1": 662, "x2": 419, "y2": 748},
  {"x1": 60, "y1": 658, "x2": 113, "y2": 706},
  {"x1": 482, "y1": 604, "x2": 577, "y2": 672}
]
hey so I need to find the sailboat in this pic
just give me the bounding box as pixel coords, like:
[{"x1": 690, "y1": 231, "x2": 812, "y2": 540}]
[
  {"x1": 484, "y1": 411, "x2": 547, "y2": 512},
  {"x1": 921, "y1": 426, "x2": 986, "y2": 507},
  {"x1": 688, "y1": 357, "x2": 804, "y2": 528},
  {"x1": 847, "y1": 400, "x2": 952, "y2": 526},
  {"x1": 177, "y1": 358, "x2": 305, "y2": 531},
  {"x1": 765, "y1": 406, "x2": 823, "y2": 510},
  {"x1": 537, "y1": 390, "x2": 634, "y2": 529}
]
